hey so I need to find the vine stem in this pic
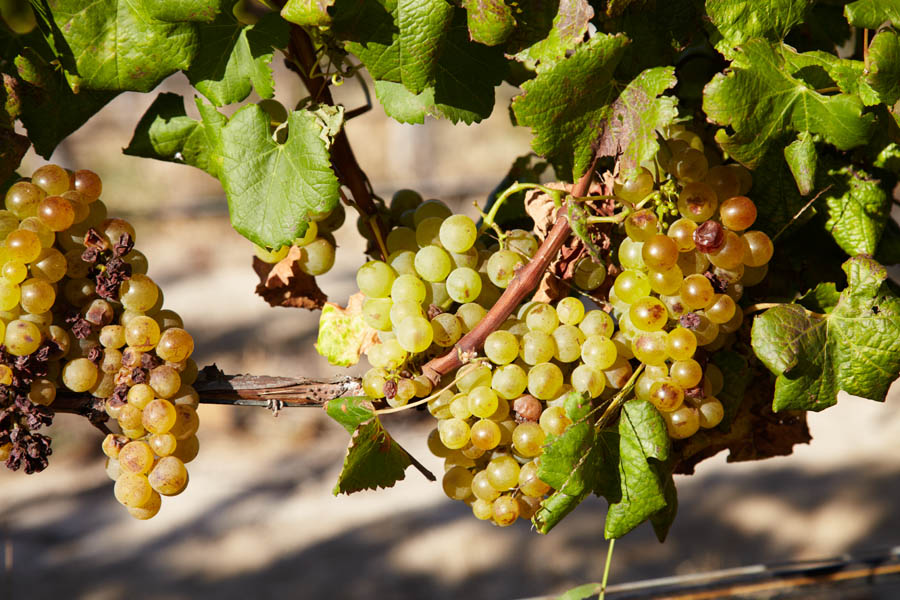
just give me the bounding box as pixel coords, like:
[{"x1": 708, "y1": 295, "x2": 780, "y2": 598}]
[
  {"x1": 420, "y1": 153, "x2": 601, "y2": 386},
  {"x1": 479, "y1": 182, "x2": 562, "y2": 234},
  {"x1": 599, "y1": 538, "x2": 615, "y2": 600}
]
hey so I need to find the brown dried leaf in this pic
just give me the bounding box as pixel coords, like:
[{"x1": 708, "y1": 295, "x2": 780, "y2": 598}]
[{"x1": 253, "y1": 247, "x2": 327, "y2": 310}]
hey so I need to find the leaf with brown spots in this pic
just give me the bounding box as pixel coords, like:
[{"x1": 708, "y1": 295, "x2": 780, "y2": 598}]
[
  {"x1": 315, "y1": 293, "x2": 379, "y2": 367},
  {"x1": 253, "y1": 246, "x2": 327, "y2": 310}
]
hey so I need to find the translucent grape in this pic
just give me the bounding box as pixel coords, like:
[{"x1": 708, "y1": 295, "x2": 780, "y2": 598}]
[
  {"x1": 114, "y1": 473, "x2": 153, "y2": 508},
  {"x1": 468, "y1": 386, "x2": 499, "y2": 419},
  {"x1": 614, "y1": 167, "x2": 654, "y2": 203},
  {"x1": 298, "y1": 238, "x2": 335, "y2": 275},
  {"x1": 445, "y1": 267, "x2": 482, "y2": 303},
  {"x1": 572, "y1": 257, "x2": 607, "y2": 290},
  {"x1": 629, "y1": 297, "x2": 668, "y2": 332},
  {"x1": 665, "y1": 327, "x2": 697, "y2": 361},
  {"x1": 571, "y1": 364, "x2": 605, "y2": 398},
  {"x1": 556, "y1": 297, "x2": 585, "y2": 325},
  {"x1": 552, "y1": 325, "x2": 585, "y2": 363},
  {"x1": 386, "y1": 227, "x2": 417, "y2": 253},
  {"x1": 357, "y1": 261, "x2": 396, "y2": 298},
  {"x1": 719, "y1": 306, "x2": 744, "y2": 334},
  {"x1": 603, "y1": 357, "x2": 633, "y2": 389},
  {"x1": 742, "y1": 231, "x2": 774, "y2": 267},
  {"x1": 581, "y1": 335, "x2": 618, "y2": 369},
  {"x1": 127, "y1": 491, "x2": 162, "y2": 520},
  {"x1": 36, "y1": 195, "x2": 75, "y2": 231},
  {"x1": 472, "y1": 470, "x2": 500, "y2": 501},
  {"x1": 668, "y1": 218, "x2": 698, "y2": 251},
  {"x1": 439, "y1": 215, "x2": 478, "y2": 253},
  {"x1": 450, "y1": 393, "x2": 472, "y2": 419},
  {"x1": 485, "y1": 455, "x2": 520, "y2": 492},
  {"x1": 396, "y1": 316, "x2": 433, "y2": 352},
  {"x1": 391, "y1": 273, "x2": 427, "y2": 304},
  {"x1": 670, "y1": 359, "x2": 703, "y2": 389},
  {"x1": 692, "y1": 313, "x2": 720, "y2": 345},
  {"x1": 677, "y1": 249, "x2": 710, "y2": 276},
  {"x1": 155, "y1": 327, "x2": 194, "y2": 363},
  {"x1": 4, "y1": 318, "x2": 40, "y2": 356},
  {"x1": 148, "y1": 456, "x2": 189, "y2": 496},
  {"x1": 706, "y1": 294, "x2": 736, "y2": 324},
  {"x1": 677, "y1": 182, "x2": 718, "y2": 222},
  {"x1": 512, "y1": 422, "x2": 546, "y2": 457},
  {"x1": 708, "y1": 230, "x2": 746, "y2": 270},
  {"x1": 664, "y1": 406, "x2": 700, "y2": 439},
  {"x1": 442, "y1": 466, "x2": 474, "y2": 500},
  {"x1": 624, "y1": 209, "x2": 658, "y2": 242},
  {"x1": 390, "y1": 189, "x2": 423, "y2": 214},
  {"x1": 456, "y1": 363, "x2": 492, "y2": 393},
  {"x1": 698, "y1": 397, "x2": 724, "y2": 428},
  {"x1": 642, "y1": 234, "x2": 679, "y2": 271},
  {"x1": 524, "y1": 303, "x2": 558, "y2": 334},
  {"x1": 518, "y1": 460, "x2": 551, "y2": 497},
  {"x1": 388, "y1": 249, "x2": 417, "y2": 276},
  {"x1": 650, "y1": 378, "x2": 685, "y2": 412},
  {"x1": 631, "y1": 331, "x2": 668, "y2": 366},
  {"x1": 123, "y1": 315, "x2": 160, "y2": 352},
  {"x1": 670, "y1": 147, "x2": 708, "y2": 182},
  {"x1": 506, "y1": 229, "x2": 539, "y2": 258},
  {"x1": 414, "y1": 216, "x2": 444, "y2": 247},
  {"x1": 456, "y1": 302, "x2": 486, "y2": 333},
  {"x1": 484, "y1": 330, "x2": 518, "y2": 365},
  {"x1": 415, "y1": 245, "x2": 452, "y2": 282},
  {"x1": 470, "y1": 419, "x2": 502, "y2": 451},
  {"x1": 618, "y1": 238, "x2": 645, "y2": 270},
  {"x1": 491, "y1": 364, "x2": 528, "y2": 400},
  {"x1": 5, "y1": 229, "x2": 41, "y2": 263},
  {"x1": 31, "y1": 248, "x2": 67, "y2": 282},
  {"x1": 720, "y1": 196, "x2": 757, "y2": 231},
  {"x1": 612, "y1": 270, "x2": 651, "y2": 304},
  {"x1": 703, "y1": 165, "x2": 741, "y2": 200},
  {"x1": 486, "y1": 250, "x2": 524, "y2": 288},
  {"x1": 438, "y1": 418, "x2": 471, "y2": 450},
  {"x1": 492, "y1": 496, "x2": 520, "y2": 527},
  {"x1": 27, "y1": 378, "x2": 56, "y2": 406},
  {"x1": 680, "y1": 274, "x2": 715, "y2": 310},
  {"x1": 527, "y1": 362, "x2": 563, "y2": 400},
  {"x1": 431, "y1": 313, "x2": 462, "y2": 347},
  {"x1": 119, "y1": 274, "x2": 159, "y2": 312},
  {"x1": 742, "y1": 264, "x2": 768, "y2": 287},
  {"x1": 648, "y1": 266, "x2": 683, "y2": 296},
  {"x1": 5, "y1": 182, "x2": 44, "y2": 218},
  {"x1": 19, "y1": 277, "x2": 55, "y2": 314},
  {"x1": 31, "y1": 164, "x2": 69, "y2": 195},
  {"x1": 119, "y1": 441, "x2": 155, "y2": 474},
  {"x1": 413, "y1": 199, "x2": 452, "y2": 225},
  {"x1": 580, "y1": 310, "x2": 614, "y2": 338},
  {"x1": 2, "y1": 261, "x2": 27, "y2": 284}
]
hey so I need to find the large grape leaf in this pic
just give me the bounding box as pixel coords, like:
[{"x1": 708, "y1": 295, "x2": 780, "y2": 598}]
[
  {"x1": 703, "y1": 40, "x2": 875, "y2": 169},
  {"x1": 510, "y1": 0, "x2": 595, "y2": 72},
  {"x1": 219, "y1": 104, "x2": 340, "y2": 247},
  {"x1": 844, "y1": 0, "x2": 900, "y2": 27},
  {"x1": 512, "y1": 33, "x2": 630, "y2": 181},
  {"x1": 33, "y1": 0, "x2": 201, "y2": 93},
  {"x1": 867, "y1": 30, "x2": 900, "y2": 106},
  {"x1": 325, "y1": 397, "x2": 415, "y2": 494},
  {"x1": 779, "y1": 48, "x2": 879, "y2": 106},
  {"x1": 751, "y1": 256, "x2": 900, "y2": 412},
  {"x1": 594, "y1": 66, "x2": 678, "y2": 179},
  {"x1": 371, "y1": 14, "x2": 507, "y2": 124},
  {"x1": 143, "y1": 0, "x2": 221, "y2": 22},
  {"x1": 818, "y1": 165, "x2": 892, "y2": 256},
  {"x1": 185, "y1": 11, "x2": 289, "y2": 107},
  {"x1": 705, "y1": 0, "x2": 815, "y2": 58},
  {"x1": 124, "y1": 93, "x2": 226, "y2": 177},
  {"x1": 332, "y1": 0, "x2": 454, "y2": 95},
  {"x1": 599, "y1": 399, "x2": 672, "y2": 540}
]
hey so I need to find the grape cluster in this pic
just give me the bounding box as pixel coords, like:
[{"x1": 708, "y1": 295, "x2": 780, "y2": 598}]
[
  {"x1": 0, "y1": 164, "x2": 199, "y2": 520},
  {"x1": 253, "y1": 203, "x2": 344, "y2": 275}
]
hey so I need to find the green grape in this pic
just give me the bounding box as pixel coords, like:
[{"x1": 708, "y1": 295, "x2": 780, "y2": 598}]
[
  {"x1": 631, "y1": 331, "x2": 668, "y2": 366},
  {"x1": 665, "y1": 327, "x2": 697, "y2": 360},
  {"x1": 363, "y1": 368, "x2": 388, "y2": 398},
  {"x1": 571, "y1": 364, "x2": 605, "y2": 398},
  {"x1": 628, "y1": 297, "x2": 668, "y2": 332},
  {"x1": 468, "y1": 386, "x2": 499, "y2": 418},
  {"x1": 664, "y1": 405, "x2": 700, "y2": 439},
  {"x1": 390, "y1": 189, "x2": 423, "y2": 214},
  {"x1": 491, "y1": 364, "x2": 528, "y2": 400},
  {"x1": 449, "y1": 247, "x2": 479, "y2": 270},
  {"x1": 19, "y1": 277, "x2": 55, "y2": 314},
  {"x1": 524, "y1": 303, "x2": 558, "y2": 334},
  {"x1": 708, "y1": 230, "x2": 745, "y2": 269},
  {"x1": 298, "y1": 238, "x2": 335, "y2": 275},
  {"x1": 27, "y1": 377, "x2": 56, "y2": 406},
  {"x1": 439, "y1": 215, "x2": 478, "y2": 253},
  {"x1": 457, "y1": 363, "x2": 492, "y2": 393},
  {"x1": 391, "y1": 273, "x2": 427, "y2": 304},
  {"x1": 518, "y1": 459, "x2": 551, "y2": 497},
  {"x1": 456, "y1": 302, "x2": 486, "y2": 333},
  {"x1": 613, "y1": 270, "x2": 651, "y2": 303},
  {"x1": 506, "y1": 229, "x2": 539, "y2": 258},
  {"x1": 361, "y1": 298, "x2": 392, "y2": 331},
  {"x1": 527, "y1": 362, "x2": 563, "y2": 400},
  {"x1": 4, "y1": 319, "x2": 40, "y2": 356},
  {"x1": 156, "y1": 328, "x2": 194, "y2": 363},
  {"x1": 386, "y1": 227, "x2": 417, "y2": 253},
  {"x1": 413, "y1": 199, "x2": 452, "y2": 226},
  {"x1": 552, "y1": 325, "x2": 585, "y2": 363},
  {"x1": 680, "y1": 273, "x2": 715, "y2": 310},
  {"x1": 293, "y1": 221, "x2": 318, "y2": 247},
  {"x1": 415, "y1": 245, "x2": 452, "y2": 282},
  {"x1": 171, "y1": 435, "x2": 200, "y2": 464},
  {"x1": 450, "y1": 393, "x2": 472, "y2": 419},
  {"x1": 520, "y1": 330, "x2": 556, "y2": 365},
  {"x1": 472, "y1": 498, "x2": 493, "y2": 520},
  {"x1": 442, "y1": 466, "x2": 474, "y2": 500},
  {"x1": 635, "y1": 372, "x2": 658, "y2": 402},
  {"x1": 431, "y1": 312, "x2": 463, "y2": 347},
  {"x1": 624, "y1": 209, "x2": 658, "y2": 242},
  {"x1": 414, "y1": 216, "x2": 444, "y2": 248},
  {"x1": 604, "y1": 356, "x2": 634, "y2": 389},
  {"x1": 396, "y1": 316, "x2": 433, "y2": 352},
  {"x1": 572, "y1": 257, "x2": 607, "y2": 290},
  {"x1": 5, "y1": 229, "x2": 42, "y2": 263},
  {"x1": 485, "y1": 455, "x2": 520, "y2": 491},
  {"x1": 512, "y1": 422, "x2": 545, "y2": 457},
  {"x1": 670, "y1": 359, "x2": 703, "y2": 388},
  {"x1": 677, "y1": 182, "x2": 718, "y2": 222},
  {"x1": 580, "y1": 334, "x2": 617, "y2": 370},
  {"x1": 31, "y1": 164, "x2": 69, "y2": 195},
  {"x1": 706, "y1": 294, "x2": 736, "y2": 324},
  {"x1": 614, "y1": 167, "x2": 654, "y2": 204},
  {"x1": 741, "y1": 230, "x2": 774, "y2": 267},
  {"x1": 124, "y1": 315, "x2": 161, "y2": 351},
  {"x1": 2, "y1": 260, "x2": 27, "y2": 284},
  {"x1": 486, "y1": 250, "x2": 524, "y2": 288},
  {"x1": 726, "y1": 164, "x2": 753, "y2": 194},
  {"x1": 484, "y1": 330, "x2": 518, "y2": 365},
  {"x1": 650, "y1": 378, "x2": 685, "y2": 412},
  {"x1": 698, "y1": 397, "x2": 724, "y2": 428},
  {"x1": 438, "y1": 418, "x2": 470, "y2": 450},
  {"x1": 670, "y1": 147, "x2": 708, "y2": 182},
  {"x1": 119, "y1": 274, "x2": 159, "y2": 312},
  {"x1": 388, "y1": 250, "x2": 417, "y2": 276},
  {"x1": 668, "y1": 218, "x2": 697, "y2": 252},
  {"x1": 445, "y1": 267, "x2": 482, "y2": 303},
  {"x1": 648, "y1": 266, "x2": 683, "y2": 296},
  {"x1": 20, "y1": 216, "x2": 56, "y2": 248},
  {"x1": 742, "y1": 263, "x2": 768, "y2": 287},
  {"x1": 357, "y1": 261, "x2": 396, "y2": 298},
  {"x1": 470, "y1": 419, "x2": 502, "y2": 450},
  {"x1": 579, "y1": 310, "x2": 614, "y2": 338},
  {"x1": 642, "y1": 234, "x2": 679, "y2": 271},
  {"x1": 427, "y1": 428, "x2": 453, "y2": 458},
  {"x1": 472, "y1": 470, "x2": 500, "y2": 502},
  {"x1": 148, "y1": 456, "x2": 188, "y2": 496},
  {"x1": 618, "y1": 238, "x2": 645, "y2": 271},
  {"x1": 390, "y1": 300, "x2": 424, "y2": 327},
  {"x1": 556, "y1": 297, "x2": 585, "y2": 325},
  {"x1": 5, "y1": 182, "x2": 44, "y2": 218},
  {"x1": 488, "y1": 398, "x2": 511, "y2": 422},
  {"x1": 114, "y1": 473, "x2": 154, "y2": 508}
]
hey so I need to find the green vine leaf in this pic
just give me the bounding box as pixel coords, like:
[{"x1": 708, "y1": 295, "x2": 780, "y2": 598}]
[
  {"x1": 703, "y1": 40, "x2": 875, "y2": 169},
  {"x1": 705, "y1": 0, "x2": 815, "y2": 58},
  {"x1": 512, "y1": 33, "x2": 630, "y2": 181},
  {"x1": 867, "y1": 29, "x2": 900, "y2": 106},
  {"x1": 281, "y1": 0, "x2": 336, "y2": 27},
  {"x1": 751, "y1": 143, "x2": 810, "y2": 237},
  {"x1": 751, "y1": 256, "x2": 900, "y2": 412},
  {"x1": 186, "y1": 11, "x2": 290, "y2": 107},
  {"x1": 510, "y1": 0, "x2": 595, "y2": 72},
  {"x1": 844, "y1": 0, "x2": 900, "y2": 28},
  {"x1": 784, "y1": 131, "x2": 817, "y2": 195},
  {"x1": 325, "y1": 397, "x2": 415, "y2": 494},
  {"x1": 143, "y1": 0, "x2": 222, "y2": 23},
  {"x1": 32, "y1": 0, "x2": 201, "y2": 93},
  {"x1": 219, "y1": 104, "x2": 340, "y2": 248},
  {"x1": 462, "y1": 0, "x2": 515, "y2": 46},
  {"x1": 123, "y1": 93, "x2": 226, "y2": 177},
  {"x1": 819, "y1": 165, "x2": 891, "y2": 256}
]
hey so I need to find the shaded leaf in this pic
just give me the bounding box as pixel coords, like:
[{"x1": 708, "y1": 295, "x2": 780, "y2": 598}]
[
  {"x1": 867, "y1": 29, "x2": 900, "y2": 106},
  {"x1": 747, "y1": 143, "x2": 809, "y2": 238},
  {"x1": 751, "y1": 256, "x2": 900, "y2": 411},
  {"x1": 799, "y1": 282, "x2": 840, "y2": 313},
  {"x1": 844, "y1": 0, "x2": 900, "y2": 28},
  {"x1": 0, "y1": 127, "x2": 29, "y2": 183},
  {"x1": 711, "y1": 350, "x2": 752, "y2": 429},
  {"x1": 784, "y1": 131, "x2": 816, "y2": 195}
]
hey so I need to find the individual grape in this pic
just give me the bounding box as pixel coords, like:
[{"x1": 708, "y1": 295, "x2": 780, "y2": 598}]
[
  {"x1": 512, "y1": 422, "x2": 546, "y2": 457},
  {"x1": 670, "y1": 147, "x2": 709, "y2": 182},
  {"x1": 456, "y1": 363, "x2": 492, "y2": 393},
  {"x1": 512, "y1": 394, "x2": 541, "y2": 422},
  {"x1": 119, "y1": 441, "x2": 155, "y2": 474},
  {"x1": 581, "y1": 335, "x2": 618, "y2": 370},
  {"x1": 572, "y1": 257, "x2": 607, "y2": 290},
  {"x1": 603, "y1": 357, "x2": 633, "y2": 389},
  {"x1": 298, "y1": 238, "x2": 336, "y2": 275},
  {"x1": 438, "y1": 418, "x2": 470, "y2": 450},
  {"x1": 719, "y1": 305, "x2": 744, "y2": 334},
  {"x1": 27, "y1": 378, "x2": 56, "y2": 406},
  {"x1": 469, "y1": 386, "x2": 499, "y2": 419},
  {"x1": 692, "y1": 314, "x2": 720, "y2": 345},
  {"x1": 650, "y1": 378, "x2": 685, "y2": 412},
  {"x1": 391, "y1": 273, "x2": 427, "y2": 304},
  {"x1": 442, "y1": 466, "x2": 474, "y2": 500},
  {"x1": 518, "y1": 460, "x2": 551, "y2": 497},
  {"x1": 149, "y1": 365, "x2": 181, "y2": 398},
  {"x1": 456, "y1": 302, "x2": 486, "y2": 333},
  {"x1": 386, "y1": 227, "x2": 417, "y2": 253},
  {"x1": 631, "y1": 331, "x2": 668, "y2": 366},
  {"x1": 524, "y1": 303, "x2": 558, "y2": 334},
  {"x1": 388, "y1": 249, "x2": 417, "y2": 276},
  {"x1": 125, "y1": 316, "x2": 161, "y2": 351},
  {"x1": 677, "y1": 182, "x2": 718, "y2": 222},
  {"x1": 125, "y1": 384, "x2": 154, "y2": 410},
  {"x1": 36, "y1": 195, "x2": 75, "y2": 231},
  {"x1": 488, "y1": 398, "x2": 511, "y2": 422},
  {"x1": 449, "y1": 247, "x2": 479, "y2": 270},
  {"x1": 472, "y1": 470, "x2": 500, "y2": 502},
  {"x1": 648, "y1": 266, "x2": 683, "y2": 296},
  {"x1": 612, "y1": 269, "x2": 651, "y2": 304},
  {"x1": 664, "y1": 406, "x2": 700, "y2": 439},
  {"x1": 389, "y1": 300, "x2": 424, "y2": 328},
  {"x1": 618, "y1": 238, "x2": 645, "y2": 271},
  {"x1": 698, "y1": 397, "x2": 724, "y2": 428},
  {"x1": 486, "y1": 250, "x2": 524, "y2": 288},
  {"x1": 485, "y1": 455, "x2": 520, "y2": 492},
  {"x1": 357, "y1": 261, "x2": 396, "y2": 298},
  {"x1": 127, "y1": 491, "x2": 162, "y2": 520},
  {"x1": 5, "y1": 229, "x2": 42, "y2": 263},
  {"x1": 427, "y1": 390, "x2": 453, "y2": 418},
  {"x1": 556, "y1": 297, "x2": 585, "y2": 325},
  {"x1": 571, "y1": 364, "x2": 605, "y2": 398},
  {"x1": 30, "y1": 248, "x2": 67, "y2": 283},
  {"x1": 99, "y1": 218, "x2": 136, "y2": 246},
  {"x1": 624, "y1": 209, "x2": 658, "y2": 242},
  {"x1": 708, "y1": 230, "x2": 746, "y2": 269},
  {"x1": 539, "y1": 406, "x2": 573, "y2": 437},
  {"x1": 445, "y1": 267, "x2": 482, "y2": 303},
  {"x1": 20, "y1": 216, "x2": 55, "y2": 248},
  {"x1": 552, "y1": 325, "x2": 585, "y2": 363},
  {"x1": 629, "y1": 297, "x2": 668, "y2": 332},
  {"x1": 450, "y1": 394, "x2": 472, "y2": 419},
  {"x1": 431, "y1": 313, "x2": 462, "y2": 347},
  {"x1": 491, "y1": 364, "x2": 528, "y2": 400},
  {"x1": 506, "y1": 229, "x2": 539, "y2": 258},
  {"x1": 414, "y1": 216, "x2": 444, "y2": 248},
  {"x1": 642, "y1": 234, "x2": 679, "y2": 271},
  {"x1": 389, "y1": 189, "x2": 423, "y2": 215},
  {"x1": 30, "y1": 164, "x2": 68, "y2": 195},
  {"x1": 114, "y1": 473, "x2": 153, "y2": 508},
  {"x1": 5, "y1": 181, "x2": 44, "y2": 218},
  {"x1": 119, "y1": 274, "x2": 159, "y2": 312},
  {"x1": 155, "y1": 327, "x2": 194, "y2": 363},
  {"x1": 719, "y1": 196, "x2": 757, "y2": 231},
  {"x1": 706, "y1": 294, "x2": 736, "y2": 324},
  {"x1": 484, "y1": 330, "x2": 518, "y2": 365},
  {"x1": 148, "y1": 456, "x2": 188, "y2": 496},
  {"x1": 527, "y1": 362, "x2": 563, "y2": 400},
  {"x1": 170, "y1": 435, "x2": 200, "y2": 464},
  {"x1": 470, "y1": 419, "x2": 502, "y2": 451},
  {"x1": 677, "y1": 249, "x2": 710, "y2": 276},
  {"x1": 438, "y1": 215, "x2": 478, "y2": 253},
  {"x1": 742, "y1": 231, "x2": 774, "y2": 267},
  {"x1": 703, "y1": 165, "x2": 741, "y2": 200},
  {"x1": 668, "y1": 218, "x2": 698, "y2": 251},
  {"x1": 520, "y1": 330, "x2": 556, "y2": 365},
  {"x1": 670, "y1": 359, "x2": 703, "y2": 388},
  {"x1": 101, "y1": 434, "x2": 128, "y2": 459},
  {"x1": 471, "y1": 498, "x2": 493, "y2": 520},
  {"x1": 415, "y1": 245, "x2": 452, "y2": 282},
  {"x1": 388, "y1": 378, "x2": 416, "y2": 408},
  {"x1": 105, "y1": 457, "x2": 122, "y2": 481},
  {"x1": 413, "y1": 199, "x2": 452, "y2": 225},
  {"x1": 580, "y1": 310, "x2": 614, "y2": 338},
  {"x1": 60, "y1": 358, "x2": 98, "y2": 392},
  {"x1": 2, "y1": 261, "x2": 27, "y2": 284},
  {"x1": 156, "y1": 309, "x2": 184, "y2": 331},
  {"x1": 614, "y1": 167, "x2": 654, "y2": 204},
  {"x1": 19, "y1": 277, "x2": 55, "y2": 314},
  {"x1": 142, "y1": 399, "x2": 177, "y2": 435},
  {"x1": 680, "y1": 274, "x2": 715, "y2": 310},
  {"x1": 665, "y1": 327, "x2": 697, "y2": 360},
  {"x1": 117, "y1": 403, "x2": 144, "y2": 431}
]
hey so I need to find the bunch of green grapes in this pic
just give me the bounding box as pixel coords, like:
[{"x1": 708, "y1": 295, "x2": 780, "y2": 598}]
[
  {"x1": 0, "y1": 164, "x2": 200, "y2": 520},
  {"x1": 608, "y1": 125, "x2": 767, "y2": 439},
  {"x1": 253, "y1": 203, "x2": 344, "y2": 275}
]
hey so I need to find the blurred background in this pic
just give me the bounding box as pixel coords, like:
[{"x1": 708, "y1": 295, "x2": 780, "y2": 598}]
[{"x1": 3, "y1": 7, "x2": 900, "y2": 600}]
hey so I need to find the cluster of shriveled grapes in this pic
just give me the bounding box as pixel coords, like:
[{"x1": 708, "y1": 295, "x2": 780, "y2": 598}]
[
  {"x1": 609, "y1": 126, "x2": 769, "y2": 439},
  {"x1": 0, "y1": 164, "x2": 199, "y2": 520},
  {"x1": 253, "y1": 199, "x2": 345, "y2": 275}
]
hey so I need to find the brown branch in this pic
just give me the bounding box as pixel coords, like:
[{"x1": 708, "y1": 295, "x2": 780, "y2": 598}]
[{"x1": 421, "y1": 155, "x2": 602, "y2": 385}]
